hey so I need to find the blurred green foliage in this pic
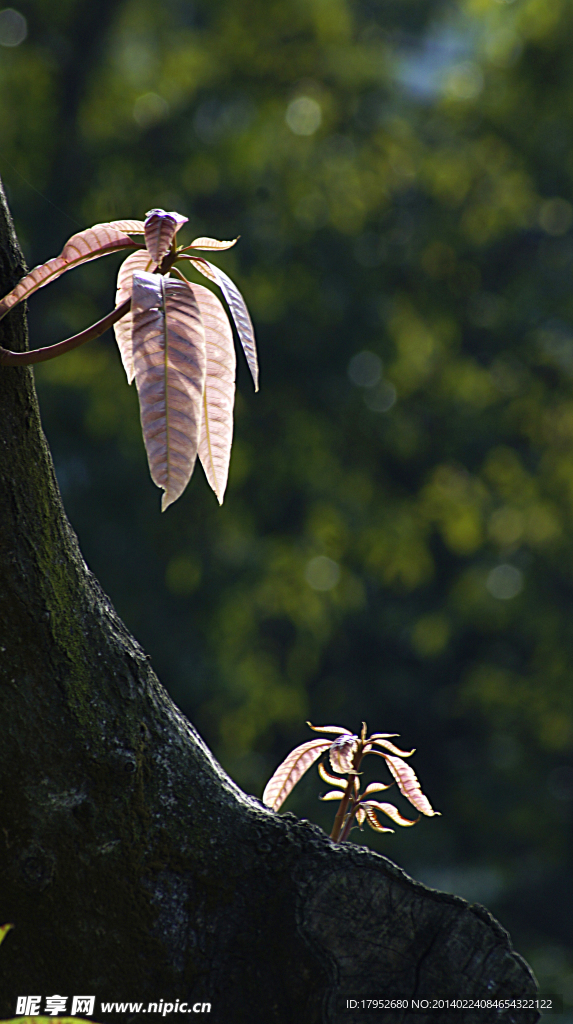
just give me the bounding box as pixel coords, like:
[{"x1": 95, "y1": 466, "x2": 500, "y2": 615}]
[{"x1": 3, "y1": 0, "x2": 573, "y2": 994}]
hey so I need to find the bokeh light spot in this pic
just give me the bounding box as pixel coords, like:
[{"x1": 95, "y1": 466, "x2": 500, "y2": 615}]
[
  {"x1": 286, "y1": 96, "x2": 322, "y2": 136},
  {"x1": 486, "y1": 564, "x2": 523, "y2": 600},
  {"x1": 0, "y1": 8, "x2": 26, "y2": 46},
  {"x1": 304, "y1": 556, "x2": 340, "y2": 591},
  {"x1": 348, "y1": 350, "x2": 382, "y2": 387}
]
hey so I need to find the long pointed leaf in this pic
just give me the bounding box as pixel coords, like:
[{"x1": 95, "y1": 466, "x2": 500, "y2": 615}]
[
  {"x1": 369, "y1": 739, "x2": 415, "y2": 758},
  {"x1": 185, "y1": 236, "x2": 239, "y2": 251},
  {"x1": 0, "y1": 222, "x2": 138, "y2": 320},
  {"x1": 306, "y1": 722, "x2": 352, "y2": 736},
  {"x1": 189, "y1": 256, "x2": 259, "y2": 391},
  {"x1": 190, "y1": 283, "x2": 236, "y2": 505},
  {"x1": 374, "y1": 753, "x2": 440, "y2": 817},
  {"x1": 144, "y1": 209, "x2": 188, "y2": 264},
  {"x1": 361, "y1": 800, "x2": 418, "y2": 827},
  {"x1": 107, "y1": 219, "x2": 146, "y2": 234},
  {"x1": 114, "y1": 250, "x2": 157, "y2": 383},
  {"x1": 364, "y1": 806, "x2": 395, "y2": 834},
  {"x1": 362, "y1": 781, "x2": 394, "y2": 795},
  {"x1": 318, "y1": 762, "x2": 347, "y2": 787},
  {"x1": 131, "y1": 271, "x2": 206, "y2": 510},
  {"x1": 262, "y1": 739, "x2": 331, "y2": 811}
]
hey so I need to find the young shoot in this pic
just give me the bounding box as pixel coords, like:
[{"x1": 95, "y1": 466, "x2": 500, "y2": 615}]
[
  {"x1": 0, "y1": 209, "x2": 258, "y2": 510},
  {"x1": 262, "y1": 722, "x2": 440, "y2": 843}
]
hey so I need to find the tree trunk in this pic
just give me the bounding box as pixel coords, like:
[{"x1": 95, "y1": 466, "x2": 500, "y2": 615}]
[{"x1": 0, "y1": 183, "x2": 540, "y2": 1024}]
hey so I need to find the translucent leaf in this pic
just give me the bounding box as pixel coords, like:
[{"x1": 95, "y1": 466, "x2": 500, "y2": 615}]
[
  {"x1": 319, "y1": 790, "x2": 345, "y2": 801},
  {"x1": 376, "y1": 753, "x2": 440, "y2": 817},
  {"x1": 0, "y1": 222, "x2": 137, "y2": 320},
  {"x1": 364, "y1": 806, "x2": 394, "y2": 834},
  {"x1": 0, "y1": 923, "x2": 13, "y2": 946},
  {"x1": 114, "y1": 250, "x2": 156, "y2": 383},
  {"x1": 329, "y1": 734, "x2": 359, "y2": 774},
  {"x1": 108, "y1": 219, "x2": 146, "y2": 234},
  {"x1": 368, "y1": 739, "x2": 415, "y2": 758},
  {"x1": 131, "y1": 271, "x2": 206, "y2": 511},
  {"x1": 306, "y1": 722, "x2": 352, "y2": 736},
  {"x1": 361, "y1": 800, "x2": 418, "y2": 827},
  {"x1": 144, "y1": 209, "x2": 188, "y2": 264},
  {"x1": 356, "y1": 806, "x2": 366, "y2": 826},
  {"x1": 262, "y1": 738, "x2": 331, "y2": 811},
  {"x1": 186, "y1": 237, "x2": 239, "y2": 251},
  {"x1": 368, "y1": 733, "x2": 400, "y2": 740},
  {"x1": 362, "y1": 781, "x2": 394, "y2": 796},
  {"x1": 318, "y1": 762, "x2": 346, "y2": 787},
  {"x1": 192, "y1": 284, "x2": 236, "y2": 505},
  {"x1": 189, "y1": 257, "x2": 259, "y2": 391}
]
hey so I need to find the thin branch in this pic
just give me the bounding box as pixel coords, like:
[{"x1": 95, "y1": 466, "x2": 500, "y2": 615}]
[
  {"x1": 330, "y1": 773, "x2": 358, "y2": 843},
  {"x1": 0, "y1": 298, "x2": 131, "y2": 366}
]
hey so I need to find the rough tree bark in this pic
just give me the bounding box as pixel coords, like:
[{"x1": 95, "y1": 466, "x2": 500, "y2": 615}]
[{"x1": 0, "y1": 183, "x2": 540, "y2": 1024}]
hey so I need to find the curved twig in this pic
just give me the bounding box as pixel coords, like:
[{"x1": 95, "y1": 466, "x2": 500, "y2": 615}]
[{"x1": 0, "y1": 299, "x2": 131, "y2": 366}]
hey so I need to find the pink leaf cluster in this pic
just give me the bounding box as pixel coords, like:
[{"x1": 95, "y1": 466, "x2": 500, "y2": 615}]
[
  {"x1": 0, "y1": 208, "x2": 258, "y2": 509},
  {"x1": 262, "y1": 721, "x2": 440, "y2": 843}
]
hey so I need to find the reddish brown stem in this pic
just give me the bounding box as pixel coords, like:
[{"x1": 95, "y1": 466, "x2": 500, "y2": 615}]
[
  {"x1": 329, "y1": 742, "x2": 366, "y2": 843},
  {"x1": 0, "y1": 298, "x2": 131, "y2": 366}
]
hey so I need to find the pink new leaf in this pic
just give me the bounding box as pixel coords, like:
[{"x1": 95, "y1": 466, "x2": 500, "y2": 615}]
[
  {"x1": 185, "y1": 237, "x2": 239, "y2": 251},
  {"x1": 187, "y1": 282, "x2": 236, "y2": 505},
  {"x1": 0, "y1": 222, "x2": 138, "y2": 321},
  {"x1": 319, "y1": 790, "x2": 345, "y2": 801},
  {"x1": 329, "y1": 734, "x2": 359, "y2": 774},
  {"x1": 188, "y1": 256, "x2": 259, "y2": 391},
  {"x1": 144, "y1": 209, "x2": 188, "y2": 264},
  {"x1": 360, "y1": 800, "x2": 418, "y2": 827},
  {"x1": 114, "y1": 250, "x2": 157, "y2": 383},
  {"x1": 369, "y1": 739, "x2": 415, "y2": 758},
  {"x1": 306, "y1": 723, "x2": 353, "y2": 737},
  {"x1": 317, "y1": 762, "x2": 347, "y2": 787},
  {"x1": 131, "y1": 271, "x2": 206, "y2": 511},
  {"x1": 376, "y1": 753, "x2": 440, "y2": 817},
  {"x1": 362, "y1": 781, "x2": 394, "y2": 796},
  {"x1": 364, "y1": 806, "x2": 394, "y2": 834},
  {"x1": 262, "y1": 738, "x2": 331, "y2": 811}
]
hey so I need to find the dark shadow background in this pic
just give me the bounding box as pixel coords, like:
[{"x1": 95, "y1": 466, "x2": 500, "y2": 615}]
[{"x1": 1, "y1": 0, "x2": 573, "y2": 1009}]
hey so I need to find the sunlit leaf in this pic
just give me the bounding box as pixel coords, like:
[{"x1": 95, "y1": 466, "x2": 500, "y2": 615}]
[
  {"x1": 262, "y1": 738, "x2": 331, "y2": 811},
  {"x1": 356, "y1": 806, "x2": 366, "y2": 826},
  {"x1": 108, "y1": 219, "x2": 146, "y2": 234},
  {"x1": 374, "y1": 753, "x2": 440, "y2": 817},
  {"x1": 368, "y1": 733, "x2": 400, "y2": 740},
  {"x1": 319, "y1": 790, "x2": 345, "y2": 801},
  {"x1": 362, "y1": 781, "x2": 394, "y2": 795},
  {"x1": 306, "y1": 722, "x2": 352, "y2": 736},
  {"x1": 192, "y1": 283, "x2": 236, "y2": 505},
  {"x1": 0, "y1": 923, "x2": 13, "y2": 946},
  {"x1": 367, "y1": 739, "x2": 415, "y2": 758},
  {"x1": 318, "y1": 762, "x2": 346, "y2": 787},
  {"x1": 60, "y1": 223, "x2": 139, "y2": 264},
  {"x1": 188, "y1": 256, "x2": 259, "y2": 391},
  {"x1": 144, "y1": 209, "x2": 188, "y2": 265},
  {"x1": 0, "y1": 222, "x2": 137, "y2": 321},
  {"x1": 185, "y1": 237, "x2": 239, "y2": 251},
  {"x1": 131, "y1": 271, "x2": 206, "y2": 510},
  {"x1": 364, "y1": 806, "x2": 394, "y2": 834},
  {"x1": 361, "y1": 800, "x2": 418, "y2": 826},
  {"x1": 114, "y1": 250, "x2": 157, "y2": 383},
  {"x1": 329, "y1": 734, "x2": 359, "y2": 774}
]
